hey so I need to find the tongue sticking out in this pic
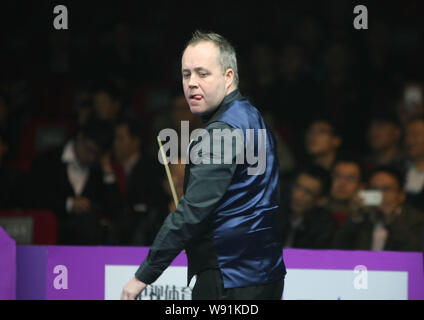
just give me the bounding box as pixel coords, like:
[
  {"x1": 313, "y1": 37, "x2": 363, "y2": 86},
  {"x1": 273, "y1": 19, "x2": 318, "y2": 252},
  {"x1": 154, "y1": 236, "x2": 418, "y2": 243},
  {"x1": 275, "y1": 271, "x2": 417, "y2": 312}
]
[{"x1": 192, "y1": 95, "x2": 203, "y2": 100}]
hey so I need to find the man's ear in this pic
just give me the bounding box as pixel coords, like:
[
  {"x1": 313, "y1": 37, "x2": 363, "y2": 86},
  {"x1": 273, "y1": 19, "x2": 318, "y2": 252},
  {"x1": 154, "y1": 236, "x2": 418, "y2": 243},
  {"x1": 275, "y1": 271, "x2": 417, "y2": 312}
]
[{"x1": 225, "y1": 68, "x2": 235, "y2": 89}]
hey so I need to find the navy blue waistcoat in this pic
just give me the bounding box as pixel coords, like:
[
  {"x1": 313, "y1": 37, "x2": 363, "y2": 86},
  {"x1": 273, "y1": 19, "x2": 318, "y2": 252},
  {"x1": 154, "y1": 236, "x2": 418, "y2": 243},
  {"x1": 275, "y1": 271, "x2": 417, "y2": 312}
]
[{"x1": 209, "y1": 96, "x2": 286, "y2": 288}]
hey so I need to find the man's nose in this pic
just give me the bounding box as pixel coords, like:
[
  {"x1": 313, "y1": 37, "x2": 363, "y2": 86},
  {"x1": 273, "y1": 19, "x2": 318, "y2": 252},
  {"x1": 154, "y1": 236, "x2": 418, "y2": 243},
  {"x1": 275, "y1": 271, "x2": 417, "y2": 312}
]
[{"x1": 188, "y1": 74, "x2": 198, "y2": 88}]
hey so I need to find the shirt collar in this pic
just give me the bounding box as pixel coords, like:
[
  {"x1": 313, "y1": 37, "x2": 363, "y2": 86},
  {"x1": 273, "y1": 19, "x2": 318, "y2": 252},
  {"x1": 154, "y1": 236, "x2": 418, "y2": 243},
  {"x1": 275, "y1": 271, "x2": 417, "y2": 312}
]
[
  {"x1": 200, "y1": 89, "x2": 243, "y2": 126},
  {"x1": 123, "y1": 152, "x2": 140, "y2": 175},
  {"x1": 62, "y1": 140, "x2": 77, "y2": 164}
]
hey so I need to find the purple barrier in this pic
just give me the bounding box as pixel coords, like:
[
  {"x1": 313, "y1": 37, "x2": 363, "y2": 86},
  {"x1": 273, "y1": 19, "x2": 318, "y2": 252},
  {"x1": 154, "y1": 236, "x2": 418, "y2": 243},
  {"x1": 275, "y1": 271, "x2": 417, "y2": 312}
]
[
  {"x1": 0, "y1": 227, "x2": 16, "y2": 300},
  {"x1": 16, "y1": 246, "x2": 47, "y2": 300},
  {"x1": 15, "y1": 245, "x2": 424, "y2": 300}
]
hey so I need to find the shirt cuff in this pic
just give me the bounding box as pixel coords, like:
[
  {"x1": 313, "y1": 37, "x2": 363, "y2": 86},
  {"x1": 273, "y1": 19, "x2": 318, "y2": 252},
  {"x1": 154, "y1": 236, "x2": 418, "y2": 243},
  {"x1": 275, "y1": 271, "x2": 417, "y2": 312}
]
[
  {"x1": 103, "y1": 173, "x2": 116, "y2": 184},
  {"x1": 134, "y1": 260, "x2": 161, "y2": 285},
  {"x1": 66, "y1": 197, "x2": 74, "y2": 214}
]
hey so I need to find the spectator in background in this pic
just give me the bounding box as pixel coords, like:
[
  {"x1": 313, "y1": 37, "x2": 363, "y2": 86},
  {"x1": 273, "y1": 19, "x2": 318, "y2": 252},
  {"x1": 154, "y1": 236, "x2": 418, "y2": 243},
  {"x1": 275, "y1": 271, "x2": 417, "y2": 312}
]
[
  {"x1": 327, "y1": 158, "x2": 365, "y2": 227},
  {"x1": 132, "y1": 160, "x2": 185, "y2": 246},
  {"x1": 403, "y1": 117, "x2": 424, "y2": 212},
  {"x1": 396, "y1": 83, "x2": 424, "y2": 127},
  {"x1": 92, "y1": 83, "x2": 123, "y2": 124},
  {"x1": 364, "y1": 113, "x2": 405, "y2": 174},
  {"x1": 263, "y1": 112, "x2": 295, "y2": 176},
  {"x1": 112, "y1": 117, "x2": 167, "y2": 246},
  {"x1": 28, "y1": 117, "x2": 122, "y2": 245},
  {"x1": 276, "y1": 166, "x2": 337, "y2": 249},
  {"x1": 304, "y1": 118, "x2": 342, "y2": 172},
  {"x1": 333, "y1": 167, "x2": 424, "y2": 252}
]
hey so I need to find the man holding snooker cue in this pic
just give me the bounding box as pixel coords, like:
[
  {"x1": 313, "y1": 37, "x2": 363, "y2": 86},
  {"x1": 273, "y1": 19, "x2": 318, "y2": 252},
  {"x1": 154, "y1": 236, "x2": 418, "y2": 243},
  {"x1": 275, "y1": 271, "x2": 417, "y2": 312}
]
[{"x1": 121, "y1": 30, "x2": 286, "y2": 300}]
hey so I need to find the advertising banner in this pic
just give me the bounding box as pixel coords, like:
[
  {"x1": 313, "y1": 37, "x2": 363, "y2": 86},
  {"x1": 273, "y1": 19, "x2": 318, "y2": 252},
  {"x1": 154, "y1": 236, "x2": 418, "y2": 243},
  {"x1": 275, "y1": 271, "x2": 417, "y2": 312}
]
[{"x1": 14, "y1": 245, "x2": 424, "y2": 300}]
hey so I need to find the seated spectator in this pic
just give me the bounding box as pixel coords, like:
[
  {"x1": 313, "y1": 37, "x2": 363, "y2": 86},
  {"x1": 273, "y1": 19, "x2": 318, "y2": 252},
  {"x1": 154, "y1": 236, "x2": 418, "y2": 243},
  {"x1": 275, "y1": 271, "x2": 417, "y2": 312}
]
[
  {"x1": 327, "y1": 158, "x2": 365, "y2": 227},
  {"x1": 403, "y1": 117, "x2": 424, "y2": 212},
  {"x1": 112, "y1": 117, "x2": 168, "y2": 246},
  {"x1": 92, "y1": 82, "x2": 123, "y2": 124},
  {"x1": 276, "y1": 166, "x2": 337, "y2": 249},
  {"x1": 27, "y1": 117, "x2": 122, "y2": 245},
  {"x1": 396, "y1": 83, "x2": 424, "y2": 127},
  {"x1": 132, "y1": 159, "x2": 185, "y2": 246},
  {"x1": 333, "y1": 166, "x2": 424, "y2": 251},
  {"x1": 304, "y1": 118, "x2": 342, "y2": 172},
  {"x1": 364, "y1": 113, "x2": 405, "y2": 174}
]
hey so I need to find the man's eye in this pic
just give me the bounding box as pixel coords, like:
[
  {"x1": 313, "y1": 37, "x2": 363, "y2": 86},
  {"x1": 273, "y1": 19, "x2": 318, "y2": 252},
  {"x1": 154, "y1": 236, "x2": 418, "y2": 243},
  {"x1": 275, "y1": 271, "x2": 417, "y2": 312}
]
[
  {"x1": 199, "y1": 72, "x2": 208, "y2": 77},
  {"x1": 183, "y1": 73, "x2": 190, "y2": 79}
]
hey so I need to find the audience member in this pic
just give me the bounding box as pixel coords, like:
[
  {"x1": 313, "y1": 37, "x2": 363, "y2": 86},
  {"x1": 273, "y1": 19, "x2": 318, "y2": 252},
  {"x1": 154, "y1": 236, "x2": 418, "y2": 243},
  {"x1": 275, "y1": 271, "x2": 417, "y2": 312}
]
[
  {"x1": 276, "y1": 166, "x2": 337, "y2": 249},
  {"x1": 364, "y1": 113, "x2": 405, "y2": 174},
  {"x1": 327, "y1": 158, "x2": 365, "y2": 227},
  {"x1": 28, "y1": 117, "x2": 122, "y2": 245},
  {"x1": 112, "y1": 117, "x2": 168, "y2": 245},
  {"x1": 304, "y1": 118, "x2": 342, "y2": 172},
  {"x1": 403, "y1": 117, "x2": 424, "y2": 212},
  {"x1": 333, "y1": 166, "x2": 424, "y2": 251},
  {"x1": 92, "y1": 83, "x2": 123, "y2": 124}
]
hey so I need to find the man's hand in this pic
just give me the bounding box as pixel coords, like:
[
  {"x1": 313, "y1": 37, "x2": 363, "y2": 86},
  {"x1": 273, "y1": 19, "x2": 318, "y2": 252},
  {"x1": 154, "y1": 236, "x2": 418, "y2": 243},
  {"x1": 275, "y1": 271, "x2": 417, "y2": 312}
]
[
  {"x1": 100, "y1": 152, "x2": 114, "y2": 175},
  {"x1": 121, "y1": 277, "x2": 147, "y2": 300},
  {"x1": 72, "y1": 197, "x2": 91, "y2": 214}
]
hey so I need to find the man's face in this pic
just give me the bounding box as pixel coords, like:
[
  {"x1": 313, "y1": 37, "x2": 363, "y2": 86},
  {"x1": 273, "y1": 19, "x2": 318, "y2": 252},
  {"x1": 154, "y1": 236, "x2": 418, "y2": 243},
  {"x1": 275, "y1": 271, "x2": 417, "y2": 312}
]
[
  {"x1": 331, "y1": 162, "x2": 362, "y2": 202},
  {"x1": 305, "y1": 121, "x2": 340, "y2": 156},
  {"x1": 114, "y1": 124, "x2": 139, "y2": 162},
  {"x1": 405, "y1": 120, "x2": 424, "y2": 160},
  {"x1": 181, "y1": 41, "x2": 228, "y2": 115},
  {"x1": 368, "y1": 121, "x2": 400, "y2": 151},
  {"x1": 369, "y1": 172, "x2": 405, "y2": 215},
  {"x1": 290, "y1": 174, "x2": 322, "y2": 214},
  {"x1": 75, "y1": 134, "x2": 100, "y2": 167},
  {"x1": 93, "y1": 91, "x2": 120, "y2": 121}
]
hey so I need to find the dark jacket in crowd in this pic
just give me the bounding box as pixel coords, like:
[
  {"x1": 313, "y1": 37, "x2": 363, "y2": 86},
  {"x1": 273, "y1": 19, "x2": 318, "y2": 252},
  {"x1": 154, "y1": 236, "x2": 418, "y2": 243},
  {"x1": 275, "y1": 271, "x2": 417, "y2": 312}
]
[
  {"x1": 113, "y1": 155, "x2": 168, "y2": 246},
  {"x1": 332, "y1": 205, "x2": 424, "y2": 252},
  {"x1": 276, "y1": 203, "x2": 338, "y2": 250},
  {"x1": 28, "y1": 145, "x2": 122, "y2": 245}
]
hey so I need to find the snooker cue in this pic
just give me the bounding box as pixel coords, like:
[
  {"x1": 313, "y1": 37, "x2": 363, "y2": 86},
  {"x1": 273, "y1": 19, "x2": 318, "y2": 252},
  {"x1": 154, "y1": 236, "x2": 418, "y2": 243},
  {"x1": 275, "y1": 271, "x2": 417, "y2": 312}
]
[{"x1": 157, "y1": 136, "x2": 179, "y2": 208}]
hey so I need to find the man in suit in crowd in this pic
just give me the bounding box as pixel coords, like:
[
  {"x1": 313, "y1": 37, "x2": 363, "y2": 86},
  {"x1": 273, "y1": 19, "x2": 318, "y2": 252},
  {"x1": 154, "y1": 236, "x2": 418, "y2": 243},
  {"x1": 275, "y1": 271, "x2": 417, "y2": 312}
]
[
  {"x1": 333, "y1": 166, "x2": 424, "y2": 251},
  {"x1": 28, "y1": 117, "x2": 122, "y2": 245}
]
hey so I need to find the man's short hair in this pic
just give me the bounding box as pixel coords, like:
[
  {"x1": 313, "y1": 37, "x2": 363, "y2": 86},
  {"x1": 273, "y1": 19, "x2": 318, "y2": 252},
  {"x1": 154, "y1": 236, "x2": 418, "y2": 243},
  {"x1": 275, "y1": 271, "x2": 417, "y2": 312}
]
[
  {"x1": 333, "y1": 155, "x2": 366, "y2": 183},
  {"x1": 297, "y1": 165, "x2": 332, "y2": 196},
  {"x1": 183, "y1": 30, "x2": 239, "y2": 87},
  {"x1": 369, "y1": 112, "x2": 401, "y2": 128},
  {"x1": 92, "y1": 81, "x2": 122, "y2": 104},
  {"x1": 369, "y1": 165, "x2": 405, "y2": 190},
  {"x1": 307, "y1": 116, "x2": 342, "y2": 138}
]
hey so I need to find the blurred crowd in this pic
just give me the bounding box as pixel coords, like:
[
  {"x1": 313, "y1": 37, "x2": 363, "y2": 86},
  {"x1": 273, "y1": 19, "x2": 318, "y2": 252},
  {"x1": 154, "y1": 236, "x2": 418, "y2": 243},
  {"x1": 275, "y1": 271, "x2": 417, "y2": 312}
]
[{"x1": 1, "y1": 1, "x2": 424, "y2": 251}]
